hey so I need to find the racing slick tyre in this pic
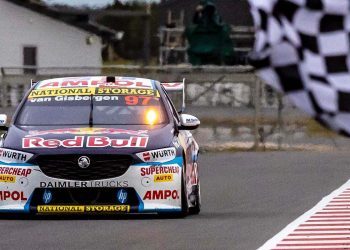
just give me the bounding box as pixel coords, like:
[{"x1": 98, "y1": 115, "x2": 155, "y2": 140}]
[
  {"x1": 189, "y1": 182, "x2": 201, "y2": 215},
  {"x1": 158, "y1": 158, "x2": 189, "y2": 218},
  {"x1": 179, "y1": 170, "x2": 189, "y2": 217}
]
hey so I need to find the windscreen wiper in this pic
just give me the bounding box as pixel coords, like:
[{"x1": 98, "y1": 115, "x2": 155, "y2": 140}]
[{"x1": 89, "y1": 94, "x2": 94, "y2": 127}]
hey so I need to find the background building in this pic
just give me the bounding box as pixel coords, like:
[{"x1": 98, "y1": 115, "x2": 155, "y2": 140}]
[{"x1": 0, "y1": 0, "x2": 117, "y2": 75}]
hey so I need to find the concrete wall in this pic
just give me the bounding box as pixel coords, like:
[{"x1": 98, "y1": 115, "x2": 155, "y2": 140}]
[{"x1": 0, "y1": 1, "x2": 102, "y2": 70}]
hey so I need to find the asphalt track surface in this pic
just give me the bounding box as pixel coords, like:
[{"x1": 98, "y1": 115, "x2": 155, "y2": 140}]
[{"x1": 2, "y1": 151, "x2": 350, "y2": 250}]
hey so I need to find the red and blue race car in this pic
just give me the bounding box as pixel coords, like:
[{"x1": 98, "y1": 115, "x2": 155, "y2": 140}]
[{"x1": 0, "y1": 76, "x2": 201, "y2": 216}]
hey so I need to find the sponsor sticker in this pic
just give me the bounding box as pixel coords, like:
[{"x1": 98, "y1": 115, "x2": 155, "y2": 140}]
[
  {"x1": 22, "y1": 136, "x2": 148, "y2": 149},
  {"x1": 0, "y1": 175, "x2": 16, "y2": 183},
  {"x1": 37, "y1": 78, "x2": 153, "y2": 89},
  {"x1": 23, "y1": 136, "x2": 84, "y2": 149},
  {"x1": 85, "y1": 205, "x2": 130, "y2": 213},
  {"x1": 96, "y1": 88, "x2": 159, "y2": 97},
  {"x1": 37, "y1": 206, "x2": 84, "y2": 213},
  {"x1": 37, "y1": 205, "x2": 130, "y2": 213},
  {"x1": 29, "y1": 95, "x2": 119, "y2": 103},
  {"x1": 0, "y1": 191, "x2": 27, "y2": 201},
  {"x1": 0, "y1": 148, "x2": 33, "y2": 163},
  {"x1": 143, "y1": 190, "x2": 180, "y2": 200},
  {"x1": 161, "y1": 82, "x2": 184, "y2": 91},
  {"x1": 137, "y1": 147, "x2": 176, "y2": 163},
  {"x1": 29, "y1": 87, "x2": 95, "y2": 98},
  {"x1": 43, "y1": 190, "x2": 53, "y2": 204},
  {"x1": 0, "y1": 167, "x2": 31, "y2": 177},
  {"x1": 154, "y1": 174, "x2": 173, "y2": 183},
  {"x1": 117, "y1": 189, "x2": 128, "y2": 204},
  {"x1": 143, "y1": 153, "x2": 151, "y2": 161},
  {"x1": 39, "y1": 180, "x2": 129, "y2": 188},
  {"x1": 86, "y1": 136, "x2": 148, "y2": 148},
  {"x1": 140, "y1": 165, "x2": 180, "y2": 177},
  {"x1": 29, "y1": 88, "x2": 159, "y2": 99}
]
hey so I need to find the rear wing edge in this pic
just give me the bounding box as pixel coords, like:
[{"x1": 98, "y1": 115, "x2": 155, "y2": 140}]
[{"x1": 161, "y1": 78, "x2": 186, "y2": 113}]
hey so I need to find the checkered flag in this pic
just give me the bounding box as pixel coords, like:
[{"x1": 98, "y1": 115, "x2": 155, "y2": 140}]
[{"x1": 249, "y1": 0, "x2": 350, "y2": 136}]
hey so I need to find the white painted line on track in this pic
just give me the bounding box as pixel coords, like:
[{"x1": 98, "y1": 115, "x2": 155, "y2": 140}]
[{"x1": 258, "y1": 179, "x2": 350, "y2": 250}]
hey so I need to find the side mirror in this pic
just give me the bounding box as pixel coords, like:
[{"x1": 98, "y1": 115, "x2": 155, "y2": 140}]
[
  {"x1": 0, "y1": 114, "x2": 8, "y2": 131},
  {"x1": 179, "y1": 114, "x2": 200, "y2": 130}
]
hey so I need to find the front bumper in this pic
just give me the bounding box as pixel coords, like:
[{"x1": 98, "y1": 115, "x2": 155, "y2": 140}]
[{"x1": 0, "y1": 157, "x2": 183, "y2": 214}]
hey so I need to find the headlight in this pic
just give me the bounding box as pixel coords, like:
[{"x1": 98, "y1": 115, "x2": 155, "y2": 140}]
[
  {"x1": 0, "y1": 148, "x2": 33, "y2": 164},
  {"x1": 145, "y1": 109, "x2": 158, "y2": 125},
  {"x1": 136, "y1": 147, "x2": 176, "y2": 163}
]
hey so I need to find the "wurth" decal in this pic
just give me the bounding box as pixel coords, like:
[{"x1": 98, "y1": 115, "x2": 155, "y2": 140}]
[
  {"x1": 0, "y1": 148, "x2": 33, "y2": 163},
  {"x1": 143, "y1": 190, "x2": 180, "y2": 200},
  {"x1": 137, "y1": 147, "x2": 176, "y2": 163},
  {"x1": 143, "y1": 152, "x2": 151, "y2": 161},
  {"x1": 22, "y1": 136, "x2": 148, "y2": 149}
]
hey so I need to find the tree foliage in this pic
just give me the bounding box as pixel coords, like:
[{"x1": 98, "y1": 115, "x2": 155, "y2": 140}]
[{"x1": 98, "y1": 1, "x2": 160, "y2": 61}]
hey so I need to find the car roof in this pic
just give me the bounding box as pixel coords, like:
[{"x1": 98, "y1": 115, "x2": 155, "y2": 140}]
[{"x1": 35, "y1": 76, "x2": 158, "y2": 90}]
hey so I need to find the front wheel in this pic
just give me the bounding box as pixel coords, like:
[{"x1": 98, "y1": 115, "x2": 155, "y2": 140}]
[
  {"x1": 179, "y1": 170, "x2": 189, "y2": 217},
  {"x1": 189, "y1": 182, "x2": 201, "y2": 215},
  {"x1": 158, "y1": 158, "x2": 188, "y2": 218}
]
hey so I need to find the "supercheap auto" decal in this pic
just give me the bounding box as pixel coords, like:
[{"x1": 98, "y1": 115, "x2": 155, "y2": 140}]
[
  {"x1": 0, "y1": 175, "x2": 16, "y2": 183},
  {"x1": 22, "y1": 136, "x2": 148, "y2": 149},
  {"x1": 154, "y1": 174, "x2": 173, "y2": 183},
  {"x1": 137, "y1": 147, "x2": 176, "y2": 163},
  {"x1": 0, "y1": 167, "x2": 31, "y2": 177},
  {"x1": 0, "y1": 167, "x2": 32, "y2": 184},
  {"x1": 141, "y1": 165, "x2": 180, "y2": 176},
  {"x1": 0, "y1": 148, "x2": 33, "y2": 163}
]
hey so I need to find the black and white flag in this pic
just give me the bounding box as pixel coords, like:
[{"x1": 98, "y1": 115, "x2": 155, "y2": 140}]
[{"x1": 249, "y1": 0, "x2": 350, "y2": 136}]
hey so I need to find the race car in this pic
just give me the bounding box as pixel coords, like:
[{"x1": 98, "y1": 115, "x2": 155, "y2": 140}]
[{"x1": 0, "y1": 76, "x2": 201, "y2": 216}]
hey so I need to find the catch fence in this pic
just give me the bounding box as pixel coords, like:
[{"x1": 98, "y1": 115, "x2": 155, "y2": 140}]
[{"x1": 0, "y1": 65, "x2": 309, "y2": 149}]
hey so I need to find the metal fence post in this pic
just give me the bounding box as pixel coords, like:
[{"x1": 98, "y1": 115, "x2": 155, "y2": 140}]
[
  {"x1": 277, "y1": 94, "x2": 284, "y2": 150},
  {"x1": 253, "y1": 76, "x2": 261, "y2": 149},
  {"x1": 0, "y1": 78, "x2": 6, "y2": 108}
]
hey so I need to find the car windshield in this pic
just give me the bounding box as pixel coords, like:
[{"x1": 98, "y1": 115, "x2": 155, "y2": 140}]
[{"x1": 16, "y1": 87, "x2": 168, "y2": 126}]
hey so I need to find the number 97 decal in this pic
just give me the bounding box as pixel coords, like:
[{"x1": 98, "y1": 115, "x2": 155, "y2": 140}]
[{"x1": 125, "y1": 96, "x2": 158, "y2": 106}]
